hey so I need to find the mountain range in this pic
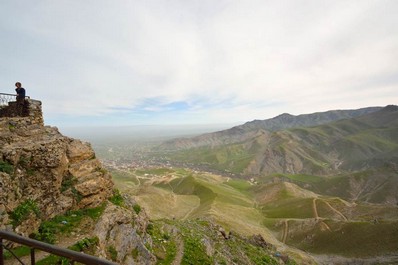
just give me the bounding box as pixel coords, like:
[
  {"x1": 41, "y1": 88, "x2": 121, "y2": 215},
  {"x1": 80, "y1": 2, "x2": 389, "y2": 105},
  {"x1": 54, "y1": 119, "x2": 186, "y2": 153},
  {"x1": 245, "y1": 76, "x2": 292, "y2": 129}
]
[{"x1": 158, "y1": 105, "x2": 398, "y2": 176}]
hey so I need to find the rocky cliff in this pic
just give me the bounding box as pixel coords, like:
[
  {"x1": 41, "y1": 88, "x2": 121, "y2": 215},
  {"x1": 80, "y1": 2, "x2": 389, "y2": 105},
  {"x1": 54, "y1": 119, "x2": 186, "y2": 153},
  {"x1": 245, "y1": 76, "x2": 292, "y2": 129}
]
[
  {"x1": 0, "y1": 100, "x2": 159, "y2": 264},
  {"x1": 0, "y1": 102, "x2": 113, "y2": 236}
]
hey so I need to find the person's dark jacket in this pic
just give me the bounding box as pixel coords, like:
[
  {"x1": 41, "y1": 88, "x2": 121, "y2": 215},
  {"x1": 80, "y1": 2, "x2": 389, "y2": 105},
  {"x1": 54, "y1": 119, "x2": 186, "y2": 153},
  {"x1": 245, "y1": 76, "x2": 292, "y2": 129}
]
[{"x1": 16, "y1": 87, "x2": 26, "y2": 100}]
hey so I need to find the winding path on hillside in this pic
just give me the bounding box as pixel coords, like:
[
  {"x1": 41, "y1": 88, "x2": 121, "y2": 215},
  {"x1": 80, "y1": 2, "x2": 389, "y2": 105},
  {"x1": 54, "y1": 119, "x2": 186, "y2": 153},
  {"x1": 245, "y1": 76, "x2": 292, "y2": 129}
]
[
  {"x1": 320, "y1": 221, "x2": 332, "y2": 232},
  {"x1": 324, "y1": 201, "x2": 348, "y2": 221},
  {"x1": 282, "y1": 220, "x2": 289, "y2": 244},
  {"x1": 312, "y1": 198, "x2": 319, "y2": 219},
  {"x1": 182, "y1": 204, "x2": 197, "y2": 220}
]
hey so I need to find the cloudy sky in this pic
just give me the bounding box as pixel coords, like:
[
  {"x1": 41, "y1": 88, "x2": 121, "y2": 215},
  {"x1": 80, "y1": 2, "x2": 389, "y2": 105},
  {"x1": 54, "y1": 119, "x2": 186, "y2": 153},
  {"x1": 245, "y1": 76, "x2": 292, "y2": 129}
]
[{"x1": 1, "y1": 0, "x2": 397, "y2": 128}]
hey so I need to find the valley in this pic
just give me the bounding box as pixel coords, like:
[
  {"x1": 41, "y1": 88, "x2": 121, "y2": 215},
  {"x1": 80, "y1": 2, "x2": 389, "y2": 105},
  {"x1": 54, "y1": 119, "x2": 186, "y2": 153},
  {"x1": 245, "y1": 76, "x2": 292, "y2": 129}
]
[
  {"x1": 87, "y1": 105, "x2": 398, "y2": 264},
  {"x1": 99, "y1": 155, "x2": 398, "y2": 264}
]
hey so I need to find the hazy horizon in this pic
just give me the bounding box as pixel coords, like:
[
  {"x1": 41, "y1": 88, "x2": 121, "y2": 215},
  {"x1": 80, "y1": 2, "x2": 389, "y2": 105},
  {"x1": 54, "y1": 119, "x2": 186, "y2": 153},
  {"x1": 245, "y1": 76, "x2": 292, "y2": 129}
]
[{"x1": 59, "y1": 122, "x2": 239, "y2": 143}]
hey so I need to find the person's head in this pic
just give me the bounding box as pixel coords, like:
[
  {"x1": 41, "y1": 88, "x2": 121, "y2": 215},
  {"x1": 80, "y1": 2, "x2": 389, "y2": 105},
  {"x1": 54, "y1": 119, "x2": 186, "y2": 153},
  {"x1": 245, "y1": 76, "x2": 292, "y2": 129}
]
[{"x1": 15, "y1": 82, "x2": 22, "y2": 88}]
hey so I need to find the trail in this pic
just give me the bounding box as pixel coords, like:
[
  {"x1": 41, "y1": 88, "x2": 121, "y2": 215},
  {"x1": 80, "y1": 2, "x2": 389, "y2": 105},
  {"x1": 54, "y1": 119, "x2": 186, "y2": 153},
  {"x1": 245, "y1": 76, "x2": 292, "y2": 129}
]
[
  {"x1": 324, "y1": 201, "x2": 348, "y2": 221},
  {"x1": 282, "y1": 220, "x2": 289, "y2": 244},
  {"x1": 320, "y1": 221, "x2": 332, "y2": 232},
  {"x1": 182, "y1": 205, "x2": 197, "y2": 220},
  {"x1": 172, "y1": 234, "x2": 184, "y2": 265},
  {"x1": 312, "y1": 198, "x2": 319, "y2": 219}
]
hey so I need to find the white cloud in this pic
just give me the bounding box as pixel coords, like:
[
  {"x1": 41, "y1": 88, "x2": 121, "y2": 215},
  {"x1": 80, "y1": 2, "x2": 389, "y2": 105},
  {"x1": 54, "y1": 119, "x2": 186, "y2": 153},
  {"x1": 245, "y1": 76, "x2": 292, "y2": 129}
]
[{"x1": 0, "y1": 0, "x2": 397, "y2": 126}]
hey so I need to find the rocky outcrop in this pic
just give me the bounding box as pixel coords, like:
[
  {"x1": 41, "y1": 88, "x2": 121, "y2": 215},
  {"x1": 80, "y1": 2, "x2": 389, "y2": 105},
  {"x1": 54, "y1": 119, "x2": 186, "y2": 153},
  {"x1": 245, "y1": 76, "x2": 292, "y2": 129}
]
[
  {"x1": 0, "y1": 114, "x2": 113, "y2": 236},
  {"x1": 0, "y1": 101, "x2": 160, "y2": 264},
  {"x1": 94, "y1": 197, "x2": 156, "y2": 265}
]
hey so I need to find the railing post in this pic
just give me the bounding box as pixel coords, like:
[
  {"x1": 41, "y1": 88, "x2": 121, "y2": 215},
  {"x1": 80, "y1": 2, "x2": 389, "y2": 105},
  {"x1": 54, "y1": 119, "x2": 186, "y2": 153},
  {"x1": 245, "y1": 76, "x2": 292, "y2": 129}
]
[
  {"x1": 30, "y1": 248, "x2": 35, "y2": 265},
  {"x1": 0, "y1": 237, "x2": 3, "y2": 265}
]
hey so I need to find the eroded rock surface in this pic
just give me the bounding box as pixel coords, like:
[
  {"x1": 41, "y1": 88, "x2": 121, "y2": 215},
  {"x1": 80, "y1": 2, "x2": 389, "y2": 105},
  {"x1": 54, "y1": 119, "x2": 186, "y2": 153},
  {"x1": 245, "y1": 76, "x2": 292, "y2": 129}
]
[{"x1": 0, "y1": 116, "x2": 113, "y2": 236}]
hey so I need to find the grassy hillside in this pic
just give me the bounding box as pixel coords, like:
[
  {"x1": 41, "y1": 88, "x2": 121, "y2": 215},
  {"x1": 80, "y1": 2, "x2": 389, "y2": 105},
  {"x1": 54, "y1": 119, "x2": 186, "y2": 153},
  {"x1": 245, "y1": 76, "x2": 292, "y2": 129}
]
[
  {"x1": 253, "y1": 181, "x2": 398, "y2": 258},
  {"x1": 259, "y1": 166, "x2": 398, "y2": 205},
  {"x1": 109, "y1": 166, "x2": 398, "y2": 262}
]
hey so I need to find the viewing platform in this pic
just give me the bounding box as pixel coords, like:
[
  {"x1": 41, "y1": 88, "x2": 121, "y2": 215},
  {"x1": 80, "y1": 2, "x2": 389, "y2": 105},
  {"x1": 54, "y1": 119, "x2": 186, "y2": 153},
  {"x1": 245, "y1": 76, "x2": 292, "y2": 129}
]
[{"x1": 0, "y1": 93, "x2": 43, "y2": 125}]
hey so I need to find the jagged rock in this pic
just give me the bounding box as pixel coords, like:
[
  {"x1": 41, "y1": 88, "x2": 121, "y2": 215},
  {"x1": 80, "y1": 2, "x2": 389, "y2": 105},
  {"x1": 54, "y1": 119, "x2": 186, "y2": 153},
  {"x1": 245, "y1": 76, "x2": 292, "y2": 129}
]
[
  {"x1": 248, "y1": 234, "x2": 270, "y2": 249},
  {"x1": 0, "y1": 100, "x2": 161, "y2": 265},
  {"x1": 0, "y1": 104, "x2": 114, "y2": 235},
  {"x1": 94, "y1": 203, "x2": 156, "y2": 265},
  {"x1": 67, "y1": 139, "x2": 95, "y2": 163}
]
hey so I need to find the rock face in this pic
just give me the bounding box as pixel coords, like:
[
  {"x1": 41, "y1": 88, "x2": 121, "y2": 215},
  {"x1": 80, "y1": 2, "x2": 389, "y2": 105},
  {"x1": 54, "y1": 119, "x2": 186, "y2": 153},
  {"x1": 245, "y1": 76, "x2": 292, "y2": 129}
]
[
  {"x1": 94, "y1": 198, "x2": 156, "y2": 265},
  {"x1": 0, "y1": 100, "x2": 159, "y2": 264},
  {"x1": 0, "y1": 103, "x2": 113, "y2": 236}
]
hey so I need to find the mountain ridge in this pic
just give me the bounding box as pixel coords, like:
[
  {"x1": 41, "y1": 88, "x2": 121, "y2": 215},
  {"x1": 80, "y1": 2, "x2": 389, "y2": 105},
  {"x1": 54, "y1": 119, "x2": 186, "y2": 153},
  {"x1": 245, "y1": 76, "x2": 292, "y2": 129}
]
[
  {"x1": 159, "y1": 106, "x2": 382, "y2": 150},
  {"x1": 157, "y1": 105, "x2": 398, "y2": 179}
]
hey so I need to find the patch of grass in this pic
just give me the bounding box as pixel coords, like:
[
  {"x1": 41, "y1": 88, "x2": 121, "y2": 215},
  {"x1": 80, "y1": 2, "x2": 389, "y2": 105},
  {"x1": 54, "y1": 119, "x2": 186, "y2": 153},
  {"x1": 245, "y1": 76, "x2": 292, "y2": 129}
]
[
  {"x1": 68, "y1": 237, "x2": 99, "y2": 253},
  {"x1": 243, "y1": 244, "x2": 279, "y2": 265},
  {"x1": 181, "y1": 235, "x2": 212, "y2": 265},
  {"x1": 34, "y1": 204, "x2": 106, "y2": 243},
  {"x1": 261, "y1": 198, "x2": 314, "y2": 219},
  {"x1": 61, "y1": 175, "x2": 77, "y2": 192},
  {"x1": 71, "y1": 187, "x2": 83, "y2": 202},
  {"x1": 167, "y1": 144, "x2": 254, "y2": 174},
  {"x1": 0, "y1": 160, "x2": 13, "y2": 174},
  {"x1": 149, "y1": 222, "x2": 177, "y2": 265},
  {"x1": 133, "y1": 204, "x2": 141, "y2": 214},
  {"x1": 108, "y1": 246, "x2": 118, "y2": 262},
  {"x1": 35, "y1": 222, "x2": 57, "y2": 244},
  {"x1": 10, "y1": 199, "x2": 40, "y2": 227},
  {"x1": 18, "y1": 155, "x2": 31, "y2": 167},
  {"x1": 36, "y1": 237, "x2": 99, "y2": 265},
  {"x1": 26, "y1": 168, "x2": 35, "y2": 176},
  {"x1": 110, "y1": 169, "x2": 139, "y2": 186},
  {"x1": 109, "y1": 189, "x2": 124, "y2": 206},
  {"x1": 36, "y1": 255, "x2": 70, "y2": 265},
  {"x1": 295, "y1": 220, "x2": 398, "y2": 257},
  {"x1": 3, "y1": 246, "x2": 31, "y2": 260},
  {"x1": 224, "y1": 179, "x2": 252, "y2": 193}
]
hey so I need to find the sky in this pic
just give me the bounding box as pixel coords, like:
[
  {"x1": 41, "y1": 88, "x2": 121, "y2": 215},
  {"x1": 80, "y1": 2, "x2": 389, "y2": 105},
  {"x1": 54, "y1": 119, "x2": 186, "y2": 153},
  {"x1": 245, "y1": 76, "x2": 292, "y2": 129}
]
[{"x1": 1, "y1": 0, "x2": 397, "y2": 128}]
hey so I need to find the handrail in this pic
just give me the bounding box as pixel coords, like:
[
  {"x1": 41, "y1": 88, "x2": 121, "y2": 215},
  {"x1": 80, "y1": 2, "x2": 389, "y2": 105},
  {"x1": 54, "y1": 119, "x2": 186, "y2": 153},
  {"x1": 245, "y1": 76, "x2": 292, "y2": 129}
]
[
  {"x1": 0, "y1": 93, "x2": 30, "y2": 106},
  {"x1": 0, "y1": 230, "x2": 117, "y2": 265}
]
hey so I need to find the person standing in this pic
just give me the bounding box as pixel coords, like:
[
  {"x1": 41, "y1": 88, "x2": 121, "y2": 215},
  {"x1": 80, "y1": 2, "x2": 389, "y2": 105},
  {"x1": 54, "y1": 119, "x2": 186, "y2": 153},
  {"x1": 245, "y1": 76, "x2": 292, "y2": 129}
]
[
  {"x1": 15, "y1": 82, "x2": 26, "y2": 101},
  {"x1": 15, "y1": 82, "x2": 26, "y2": 115}
]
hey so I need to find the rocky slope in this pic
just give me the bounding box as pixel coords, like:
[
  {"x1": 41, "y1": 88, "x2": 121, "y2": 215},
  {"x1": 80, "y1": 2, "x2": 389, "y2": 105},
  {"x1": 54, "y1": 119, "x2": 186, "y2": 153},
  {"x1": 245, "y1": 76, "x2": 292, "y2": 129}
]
[
  {"x1": 0, "y1": 102, "x2": 157, "y2": 264},
  {"x1": 0, "y1": 115, "x2": 113, "y2": 236}
]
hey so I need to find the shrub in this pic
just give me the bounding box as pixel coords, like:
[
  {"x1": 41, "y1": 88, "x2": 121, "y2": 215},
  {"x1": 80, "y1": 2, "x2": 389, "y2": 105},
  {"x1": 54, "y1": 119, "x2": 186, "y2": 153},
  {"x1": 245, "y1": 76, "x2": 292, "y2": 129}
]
[
  {"x1": 133, "y1": 204, "x2": 141, "y2": 214},
  {"x1": 69, "y1": 237, "x2": 99, "y2": 252},
  {"x1": 10, "y1": 199, "x2": 40, "y2": 227},
  {"x1": 34, "y1": 204, "x2": 106, "y2": 243},
  {"x1": 34, "y1": 222, "x2": 56, "y2": 244},
  {"x1": 107, "y1": 246, "x2": 118, "y2": 261},
  {"x1": 61, "y1": 175, "x2": 77, "y2": 192},
  {"x1": 109, "y1": 189, "x2": 124, "y2": 206},
  {"x1": 0, "y1": 160, "x2": 13, "y2": 175}
]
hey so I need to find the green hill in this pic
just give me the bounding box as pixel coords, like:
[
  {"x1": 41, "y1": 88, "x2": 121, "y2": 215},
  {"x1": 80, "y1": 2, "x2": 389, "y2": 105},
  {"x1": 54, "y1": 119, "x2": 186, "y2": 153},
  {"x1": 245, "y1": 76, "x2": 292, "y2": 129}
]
[{"x1": 110, "y1": 166, "x2": 398, "y2": 263}]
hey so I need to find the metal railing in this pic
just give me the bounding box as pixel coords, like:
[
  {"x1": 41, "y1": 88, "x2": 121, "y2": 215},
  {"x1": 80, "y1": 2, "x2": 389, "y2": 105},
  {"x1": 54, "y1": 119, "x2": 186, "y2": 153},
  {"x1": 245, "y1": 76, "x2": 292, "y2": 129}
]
[
  {"x1": 0, "y1": 93, "x2": 30, "y2": 106},
  {"x1": 0, "y1": 230, "x2": 117, "y2": 265},
  {"x1": 0, "y1": 93, "x2": 17, "y2": 106}
]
